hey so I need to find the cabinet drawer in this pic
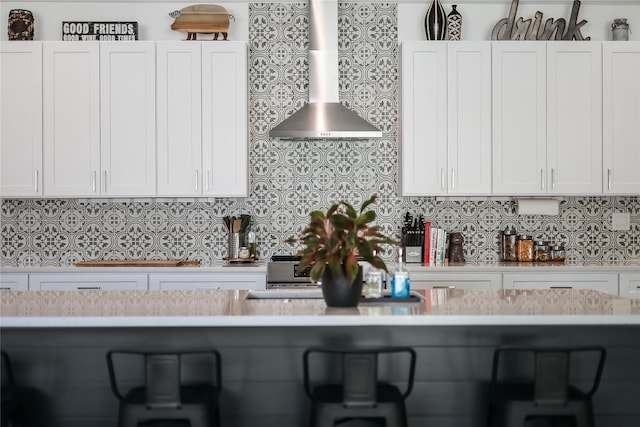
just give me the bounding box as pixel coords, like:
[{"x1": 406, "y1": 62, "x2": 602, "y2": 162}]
[
  {"x1": 408, "y1": 272, "x2": 501, "y2": 290},
  {"x1": 0, "y1": 273, "x2": 29, "y2": 291},
  {"x1": 29, "y1": 273, "x2": 148, "y2": 291},
  {"x1": 503, "y1": 272, "x2": 618, "y2": 295},
  {"x1": 149, "y1": 273, "x2": 266, "y2": 290}
]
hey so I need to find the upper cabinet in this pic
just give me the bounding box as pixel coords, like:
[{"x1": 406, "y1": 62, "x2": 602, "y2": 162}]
[
  {"x1": 43, "y1": 42, "x2": 101, "y2": 197},
  {"x1": 399, "y1": 41, "x2": 491, "y2": 196},
  {"x1": 603, "y1": 42, "x2": 640, "y2": 195},
  {"x1": 0, "y1": 42, "x2": 43, "y2": 197},
  {"x1": 43, "y1": 41, "x2": 155, "y2": 197},
  {"x1": 100, "y1": 42, "x2": 156, "y2": 196},
  {"x1": 156, "y1": 41, "x2": 248, "y2": 197},
  {"x1": 492, "y1": 41, "x2": 602, "y2": 195},
  {"x1": 1, "y1": 40, "x2": 248, "y2": 199}
]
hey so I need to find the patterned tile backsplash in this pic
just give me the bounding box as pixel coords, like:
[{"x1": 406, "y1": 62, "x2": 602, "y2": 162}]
[{"x1": 1, "y1": 3, "x2": 639, "y2": 267}]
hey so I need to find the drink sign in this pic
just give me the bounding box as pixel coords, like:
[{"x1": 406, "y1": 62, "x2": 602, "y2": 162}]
[
  {"x1": 491, "y1": 0, "x2": 589, "y2": 41},
  {"x1": 62, "y1": 21, "x2": 138, "y2": 41}
]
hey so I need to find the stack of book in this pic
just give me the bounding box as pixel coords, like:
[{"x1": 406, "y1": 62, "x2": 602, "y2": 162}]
[{"x1": 423, "y1": 222, "x2": 448, "y2": 266}]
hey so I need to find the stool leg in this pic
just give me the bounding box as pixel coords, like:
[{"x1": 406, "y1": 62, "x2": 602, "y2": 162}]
[{"x1": 310, "y1": 409, "x2": 336, "y2": 427}]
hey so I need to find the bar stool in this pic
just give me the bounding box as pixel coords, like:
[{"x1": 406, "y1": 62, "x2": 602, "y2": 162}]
[
  {"x1": 303, "y1": 346, "x2": 416, "y2": 427},
  {"x1": 486, "y1": 345, "x2": 606, "y2": 427},
  {"x1": 1, "y1": 351, "x2": 23, "y2": 427},
  {"x1": 107, "y1": 348, "x2": 222, "y2": 427}
]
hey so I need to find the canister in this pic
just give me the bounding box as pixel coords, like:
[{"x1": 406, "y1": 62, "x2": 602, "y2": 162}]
[
  {"x1": 551, "y1": 245, "x2": 566, "y2": 262},
  {"x1": 517, "y1": 235, "x2": 534, "y2": 262},
  {"x1": 534, "y1": 240, "x2": 550, "y2": 262},
  {"x1": 501, "y1": 227, "x2": 518, "y2": 261}
]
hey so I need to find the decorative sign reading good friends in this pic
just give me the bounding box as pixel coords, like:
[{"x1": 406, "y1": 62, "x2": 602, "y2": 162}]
[
  {"x1": 491, "y1": 0, "x2": 590, "y2": 41},
  {"x1": 62, "y1": 21, "x2": 138, "y2": 41}
]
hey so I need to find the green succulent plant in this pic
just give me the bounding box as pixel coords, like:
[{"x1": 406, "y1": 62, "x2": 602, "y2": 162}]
[{"x1": 287, "y1": 195, "x2": 398, "y2": 285}]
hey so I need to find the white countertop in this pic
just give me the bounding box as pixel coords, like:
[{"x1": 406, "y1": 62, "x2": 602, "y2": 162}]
[
  {"x1": 2, "y1": 288, "x2": 640, "y2": 328},
  {"x1": 2, "y1": 260, "x2": 638, "y2": 274}
]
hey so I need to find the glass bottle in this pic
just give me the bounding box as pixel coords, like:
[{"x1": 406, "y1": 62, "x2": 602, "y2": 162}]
[
  {"x1": 501, "y1": 227, "x2": 518, "y2": 261},
  {"x1": 363, "y1": 251, "x2": 384, "y2": 299},
  {"x1": 391, "y1": 247, "x2": 411, "y2": 298},
  {"x1": 534, "y1": 240, "x2": 550, "y2": 262}
]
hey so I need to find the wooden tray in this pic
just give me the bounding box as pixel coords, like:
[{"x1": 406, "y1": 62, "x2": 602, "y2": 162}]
[
  {"x1": 223, "y1": 257, "x2": 257, "y2": 264},
  {"x1": 75, "y1": 260, "x2": 201, "y2": 267}
]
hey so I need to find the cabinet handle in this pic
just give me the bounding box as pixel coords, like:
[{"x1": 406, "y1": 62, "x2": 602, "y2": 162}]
[
  {"x1": 607, "y1": 169, "x2": 612, "y2": 190},
  {"x1": 550, "y1": 286, "x2": 572, "y2": 289},
  {"x1": 104, "y1": 171, "x2": 108, "y2": 193},
  {"x1": 433, "y1": 285, "x2": 455, "y2": 289},
  {"x1": 77, "y1": 286, "x2": 101, "y2": 290},
  {"x1": 441, "y1": 169, "x2": 446, "y2": 191},
  {"x1": 92, "y1": 171, "x2": 97, "y2": 192},
  {"x1": 34, "y1": 170, "x2": 39, "y2": 193},
  {"x1": 551, "y1": 168, "x2": 555, "y2": 190},
  {"x1": 195, "y1": 170, "x2": 199, "y2": 191},
  {"x1": 451, "y1": 169, "x2": 456, "y2": 190},
  {"x1": 540, "y1": 169, "x2": 545, "y2": 190}
]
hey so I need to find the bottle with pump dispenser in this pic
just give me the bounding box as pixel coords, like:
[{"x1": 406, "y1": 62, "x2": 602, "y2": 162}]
[{"x1": 391, "y1": 247, "x2": 410, "y2": 298}]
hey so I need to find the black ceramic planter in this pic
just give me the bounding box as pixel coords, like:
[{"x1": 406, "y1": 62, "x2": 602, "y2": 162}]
[{"x1": 321, "y1": 266, "x2": 363, "y2": 308}]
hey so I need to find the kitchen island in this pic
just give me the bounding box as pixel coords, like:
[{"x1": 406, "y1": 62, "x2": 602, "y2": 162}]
[{"x1": 2, "y1": 288, "x2": 640, "y2": 427}]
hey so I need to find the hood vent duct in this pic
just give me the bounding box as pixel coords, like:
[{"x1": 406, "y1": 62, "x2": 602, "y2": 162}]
[{"x1": 268, "y1": 0, "x2": 382, "y2": 140}]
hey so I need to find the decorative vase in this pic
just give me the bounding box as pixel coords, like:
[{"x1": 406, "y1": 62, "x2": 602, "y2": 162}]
[
  {"x1": 321, "y1": 266, "x2": 363, "y2": 308},
  {"x1": 424, "y1": 0, "x2": 447, "y2": 40},
  {"x1": 447, "y1": 5, "x2": 462, "y2": 41},
  {"x1": 8, "y1": 9, "x2": 34, "y2": 41}
]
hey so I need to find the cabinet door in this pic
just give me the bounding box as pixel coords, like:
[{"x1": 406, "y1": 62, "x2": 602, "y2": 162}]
[
  {"x1": 619, "y1": 273, "x2": 640, "y2": 300},
  {"x1": 148, "y1": 273, "x2": 266, "y2": 290},
  {"x1": 43, "y1": 42, "x2": 100, "y2": 196},
  {"x1": 547, "y1": 42, "x2": 602, "y2": 194},
  {"x1": 202, "y1": 42, "x2": 248, "y2": 196},
  {"x1": 0, "y1": 273, "x2": 29, "y2": 291},
  {"x1": 399, "y1": 41, "x2": 447, "y2": 196},
  {"x1": 100, "y1": 42, "x2": 156, "y2": 196},
  {"x1": 492, "y1": 42, "x2": 546, "y2": 195},
  {"x1": 29, "y1": 273, "x2": 148, "y2": 290},
  {"x1": 156, "y1": 42, "x2": 202, "y2": 196},
  {"x1": 447, "y1": 42, "x2": 492, "y2": 195},
  {"x1": 603, "y1": 42, "x2": 640, "y2": 195},
  {"x1": 0, "y1": 42, "x2": 43, "y2": 197},
  {"x1": 503, "y1": 272, "x2": 618, "y2": 295}
]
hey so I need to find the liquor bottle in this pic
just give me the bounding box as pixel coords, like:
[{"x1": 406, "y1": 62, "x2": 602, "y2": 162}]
[{"x1": 391, "y1": 247, "x2": 410, "y2": 298}]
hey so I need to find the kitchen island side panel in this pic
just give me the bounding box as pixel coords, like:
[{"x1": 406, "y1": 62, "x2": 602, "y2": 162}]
[{"x1": 2, "y1": 325, "x2": 640, "y2": 427}]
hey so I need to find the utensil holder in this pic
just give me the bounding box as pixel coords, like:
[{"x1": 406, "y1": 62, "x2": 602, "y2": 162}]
[{"x1": 227, "y1": 232, "x2": 246, "y2": 259}]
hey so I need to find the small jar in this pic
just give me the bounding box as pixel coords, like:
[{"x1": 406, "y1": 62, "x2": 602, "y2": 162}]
[
  {"x1": 551, "y1": 245, "x2": 566, "y2": 262},
  {"x1": 501, "y1": 227, "x2": 518, "y2": 262},
  {"x1": 238, "y1": 246, "x2": 250, "y2": 259},
  {"x1": 534, "y1": 240, "x2": 550, "y2": 262},
  {"x1": 517, "y1": 235, "x2": 534, "y2": 262}
]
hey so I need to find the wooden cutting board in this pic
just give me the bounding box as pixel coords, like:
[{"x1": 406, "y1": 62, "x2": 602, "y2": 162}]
[{"x1": 75, "y1": 260, "x2": 201, "y2": 267}]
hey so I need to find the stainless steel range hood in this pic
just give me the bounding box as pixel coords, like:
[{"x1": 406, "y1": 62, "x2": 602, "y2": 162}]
[{"x1": 268, "y1": 0, "x2": 382, "y2": 139}]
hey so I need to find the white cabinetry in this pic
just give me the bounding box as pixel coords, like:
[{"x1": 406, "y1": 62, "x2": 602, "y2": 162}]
[
  {"x1": 100, "y1": 42, "x2": 156, "y2": 196},
  {"x1": 603, "y1": 42, "x2": 640, "y2": 194},
  {"x1": 492, "y1": 42, "x2": 602, "y2": 195},
  {"x1": 43, "y1": 42, "x2": 100, "y2": 196},
  {"x1": 156, "y1": 41, "x2": 248, "y2": 197},
  {"x1": 156, "y1": 42, "x2": 202, "y2": 196},
  {"x1": 202, "y1": 42, "x2": 248, "y2": 196},
  {"x1": 148, "y1": 272, "x2": 266, "y2": 290},
  {"x1": 503, "y1": 272, "x2": 618, "y2": 295},
  {"x1": 408, "y1": 271, "x2": 501, "y2": 290},
  {"x1": 29, "y1": 273, "x2": 148, "y2": 290},
  {"x1": 43, "y1": 42, "x2": 156, "y2": 197},
  {"x1": 0, "y1": 273, "x2": 29, "y2": 291},
  {"x1": 619, "y1": 273, "x2": 640, "y2": 300},
  {"x1": 0, "y1": 42, "x2": 43, "y2": 197},
  {"x1": 399, "y1": 41, "x2": 491, "y2": 196}
]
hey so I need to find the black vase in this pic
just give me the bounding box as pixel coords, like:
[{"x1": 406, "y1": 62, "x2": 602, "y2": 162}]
[
  {"x1": 447, "y1": 5, "x2": 462, "y2": 41},
  {"x1": 424, "y1": 0, "x2": 447, "y2": 40},
  {"x1": 321, "y1": 266, "x2": 363, "y2": 308}
]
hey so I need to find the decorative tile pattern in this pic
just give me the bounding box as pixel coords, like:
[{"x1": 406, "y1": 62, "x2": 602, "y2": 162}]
[{"x1": 0, "y1": 4, "x2": 639, "y2": 267}]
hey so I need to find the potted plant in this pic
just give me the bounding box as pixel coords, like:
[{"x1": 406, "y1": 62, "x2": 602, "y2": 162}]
[{"x1": 287, "y1": 195, "x2": 398, "y2": 307}]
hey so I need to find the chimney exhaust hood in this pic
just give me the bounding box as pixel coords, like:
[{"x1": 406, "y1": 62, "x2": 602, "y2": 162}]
[{"x1": 268, "y1": 0, "x2": 382, "y2": 140}]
